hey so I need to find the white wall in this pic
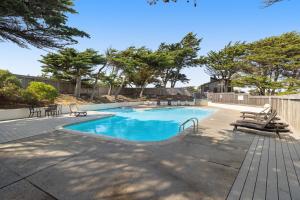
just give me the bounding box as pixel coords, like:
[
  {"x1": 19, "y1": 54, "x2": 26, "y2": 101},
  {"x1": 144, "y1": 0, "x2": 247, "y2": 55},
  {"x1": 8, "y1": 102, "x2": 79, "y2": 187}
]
[
  {"x1": 0, "y1": 102, "x2": 143, "y2": 121},
  {"x1": 208, "y1": 102, "x2": 263, "y2": 112},
  {"x1": 78, "y1": 102, "x2": 143, "y2": 111}
]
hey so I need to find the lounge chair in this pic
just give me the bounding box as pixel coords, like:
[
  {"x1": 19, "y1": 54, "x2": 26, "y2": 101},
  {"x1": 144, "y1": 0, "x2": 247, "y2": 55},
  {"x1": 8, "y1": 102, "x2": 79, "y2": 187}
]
[
  {"x1": 177, "y1": 101, "x2": 182, "y2": 106},
  {"x1": 231, "y1": 110, "x2": 290, "y2": 138},
  {"x1": 189, "y1": 101, "x2": 195, "y2": 106},
  {"x1": 240, "y1": 108, "x2": 280, "y2": 121},
  {"x1": 240, "y1": 104, "x2": 271, "y2": 119},
  {"x1": 171, "y1": 101, "x2": 177, "y2": 106},
  {"x1": 183, "y1": 101, "x2": 189, "y2": 106},
  {"x1": 161, "y1": 101, "x2": 168, "y2": 106},
  {"x1": 69, "y1": 104, "x2": 87, "y2": 117}
]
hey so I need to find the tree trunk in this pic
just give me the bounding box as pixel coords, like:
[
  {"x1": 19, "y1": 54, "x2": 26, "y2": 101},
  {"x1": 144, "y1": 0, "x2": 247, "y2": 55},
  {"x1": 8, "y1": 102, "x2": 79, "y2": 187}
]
[
  {"x1": 90, "y1": 78, "x2": 98, "y2": 101},
  {"x1": 139, "y1": 87, "x2": 145, "y2": 98},
  {"x1": 114, "y1": 76, "x2": 126, "y2": 100},
  {"x1": 170, "y1": 69, "x2": 180, "y2": 88},
  {"x1": 170, "y1": 72, "x2": 179, "y2": 88},
  {"x1": 107, "y1": 84, "x2": 112, "y2": 96},
  {"x1": 224, "y1": 79, "x2": 230, "y2": 92},
  {"x1": 162, "y1": 80, "x2": 168, "y2": 88},
  {"x1": 162, "y1": 69, "x2": 170, "y2": 88},
  {"x1": 90, "y1": 64, "x2": 107, "y2": 100},
  {"x1": 74, "y1": 76, "x2": 81, "y2": 98},
  {"x1": 170, "y1": 81, "x2": 176, "y2": 88},
  {"x1": 139, "y1": 81, "x2": 148, "y2": 98},
  {"x1": 271, "y1": 70, "x2": 280, "y2": 95},
  {"x1": 260, "y1": 87, "x2": 266, "y2": 96}
]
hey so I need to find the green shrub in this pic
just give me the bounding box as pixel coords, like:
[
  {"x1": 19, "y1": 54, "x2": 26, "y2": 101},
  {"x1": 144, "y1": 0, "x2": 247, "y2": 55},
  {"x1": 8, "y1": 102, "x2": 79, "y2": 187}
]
[
  {"x1": 0, "y1": 70, "x2": 59, "y2": 106},
  {"x1": 0, "y1": 70, "x2": 24, "y2": 104},
  {"x1": 276, "y1": 91, "x2": 299, "y2": 96},
  {"x1": 0, "y1": 69, "x2": 21, "y2": 88},
  {"x1": 26, "y1": 82, "x2": 58, "y2": 102},
  {"x1": 20, "y1": 89, "x2": 39, "y2": 105},
  {"x1": 0, "y1": 83, "x2": 23, "y2": 102}
]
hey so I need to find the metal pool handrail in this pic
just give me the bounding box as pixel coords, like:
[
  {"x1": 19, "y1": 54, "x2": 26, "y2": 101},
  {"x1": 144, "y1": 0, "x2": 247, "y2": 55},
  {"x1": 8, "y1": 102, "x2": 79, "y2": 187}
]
[{"x1": 179, "y1": 118, "x2": 199, "y2": 133}]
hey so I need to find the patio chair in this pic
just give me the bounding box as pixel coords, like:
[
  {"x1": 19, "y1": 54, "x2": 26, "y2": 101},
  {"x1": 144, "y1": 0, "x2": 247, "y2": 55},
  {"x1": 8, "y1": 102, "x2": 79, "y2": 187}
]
[
  {"x1": 28, "y1": 105, "x2": 42, "y2": 118},
  {"x1": 177, "y1": 100, "x2": 182, "y2": 106},
  {"x1": 240, "y1": 104, "x2": 271, "y2": 119},
  {"x1": 69, "y1": 104, "x2": 87, "y2": 117},
  {"x1": 184, "y1": 101, "x2": 189, "y2": 106},
  {"x1": 45, "y1": 104, "x2": 59, "y2": 117},
  {"x1": 189, "y1": 101, "x2": 195, "y2": 106},
  {"x1": 240, "y1": 108, "x2": 280, "y2": 121},
  {"x1": 156, "y1": 99, "x2": 161, "y2": 106},
  {"x1": 160, "y1": 101, "x2": 167, "y2": 106},
  {"x1": 231, "y1": 110, "x2": 290, "y2": 138},
  {"x1": 171, "y1": 101, "x2": 177, "y2": 106}
]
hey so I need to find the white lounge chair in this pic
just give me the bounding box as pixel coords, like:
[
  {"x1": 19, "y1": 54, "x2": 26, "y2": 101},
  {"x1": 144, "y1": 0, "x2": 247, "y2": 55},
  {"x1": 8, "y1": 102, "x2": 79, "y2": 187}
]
[{"x1": 69, "y1": 104, "x2": 87, "y2": 117}]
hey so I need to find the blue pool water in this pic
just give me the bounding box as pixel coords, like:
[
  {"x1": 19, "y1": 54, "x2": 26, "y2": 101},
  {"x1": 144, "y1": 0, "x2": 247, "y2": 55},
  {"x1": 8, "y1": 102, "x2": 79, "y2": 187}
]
[{"x1": 64, "y1": 107, "x2": 214, "y2": 142}]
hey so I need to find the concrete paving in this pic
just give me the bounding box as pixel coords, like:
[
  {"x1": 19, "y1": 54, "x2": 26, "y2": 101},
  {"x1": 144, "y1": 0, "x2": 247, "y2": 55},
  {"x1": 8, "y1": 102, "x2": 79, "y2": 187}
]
[
  {"x1": 0, "y1": 108, "x2": 255, "y2": 200},
  {"x1": 0, "y1": 112, "x2": 111, "y2": 143}
]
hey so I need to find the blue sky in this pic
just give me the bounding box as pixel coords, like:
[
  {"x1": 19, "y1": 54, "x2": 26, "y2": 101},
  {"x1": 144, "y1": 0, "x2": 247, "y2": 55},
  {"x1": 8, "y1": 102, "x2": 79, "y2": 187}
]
[{"x1": 0, "y1": 0, "x2": 299, "y2": 87}]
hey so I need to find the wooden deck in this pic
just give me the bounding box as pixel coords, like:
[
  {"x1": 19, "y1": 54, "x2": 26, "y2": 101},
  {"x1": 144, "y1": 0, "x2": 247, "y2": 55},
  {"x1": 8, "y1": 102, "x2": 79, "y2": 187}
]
[{"x1": 227, "y1": 135, "x2": 300, "y2": 200}]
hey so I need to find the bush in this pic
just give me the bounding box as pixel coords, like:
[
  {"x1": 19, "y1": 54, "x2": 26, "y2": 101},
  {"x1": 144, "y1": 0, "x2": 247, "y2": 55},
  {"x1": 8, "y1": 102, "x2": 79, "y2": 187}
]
[
  {"x1": 0, "y1": 70, "x2": 59, "y2": 107},
  {"x1": 0, "y1": 70, "x2": 24, "y2": 104},
  {"x1": 276, "y1": 91, "x2": 299, "y2": 96},
  {"x1": 0, "y1": 83, "x2": 23, "y2": 102},
  {"x1": 0, "y1": 69, "x2": 21, "y2": 88},
  {"x1": 20, "y1": 89, "x2": 39, "y2": 105},
  {"x1": 26, "y1": 82, "x2": 58, "y2": 102}
]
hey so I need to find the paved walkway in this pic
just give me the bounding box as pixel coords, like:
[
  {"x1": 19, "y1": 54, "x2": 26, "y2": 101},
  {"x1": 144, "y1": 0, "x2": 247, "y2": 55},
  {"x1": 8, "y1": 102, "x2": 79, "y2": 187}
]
[
  {"x1": 0, "y1": 108, "x2": 298, "y2": 199},
  {"x1": 0, "y1": 108, "x2": 255, "y2": 200},
  {"x1": 0, "y1": 112, "x2": 110, "y2": 143}
]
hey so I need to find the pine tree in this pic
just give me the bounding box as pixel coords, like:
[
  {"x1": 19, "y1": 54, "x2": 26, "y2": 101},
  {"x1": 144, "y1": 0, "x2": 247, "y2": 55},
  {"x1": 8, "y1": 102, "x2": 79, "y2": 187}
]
[
  {"x1": 0, "y1": 0, "x2": 89, "y2": 49},
  {"x1": 40, "y1": 48, "x2": 102, "y2": 98}
]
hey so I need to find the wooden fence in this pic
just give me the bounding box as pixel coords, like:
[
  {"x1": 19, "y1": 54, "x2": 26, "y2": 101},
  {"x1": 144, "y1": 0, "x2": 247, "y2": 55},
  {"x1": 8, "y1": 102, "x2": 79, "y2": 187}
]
[
  {"x1": 81, "y1": 87, "x2": 192, "y2": 97},
  {"x1": 16, "y1": 74, "x2": 75, "y2": 94},
  {"x1": 15, "y1": 74, "x2": 192, "y2": 97},
  {"x1": 207, "y1": 93, "x2": 300, "y2": 134}
]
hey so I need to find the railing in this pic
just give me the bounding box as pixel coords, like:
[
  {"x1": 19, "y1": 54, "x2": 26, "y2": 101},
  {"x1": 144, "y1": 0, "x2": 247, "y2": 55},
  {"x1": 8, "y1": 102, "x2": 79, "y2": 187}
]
[{"x1": 179, "y1": 118, "x2": 199, "y2": 133}]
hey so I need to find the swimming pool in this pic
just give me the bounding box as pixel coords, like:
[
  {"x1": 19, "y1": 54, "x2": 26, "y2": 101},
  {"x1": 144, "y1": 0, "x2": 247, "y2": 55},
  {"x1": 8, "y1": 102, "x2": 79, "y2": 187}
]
[{"x1": 64, "y1": 107, "x2": 214, "y2": 142}]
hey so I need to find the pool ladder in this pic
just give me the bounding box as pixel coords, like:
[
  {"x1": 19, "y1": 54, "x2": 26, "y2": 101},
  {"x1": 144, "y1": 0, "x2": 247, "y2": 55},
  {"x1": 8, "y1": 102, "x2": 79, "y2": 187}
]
[{"x1": 179, "y1": 118, "x2": 199, "y2": 133}]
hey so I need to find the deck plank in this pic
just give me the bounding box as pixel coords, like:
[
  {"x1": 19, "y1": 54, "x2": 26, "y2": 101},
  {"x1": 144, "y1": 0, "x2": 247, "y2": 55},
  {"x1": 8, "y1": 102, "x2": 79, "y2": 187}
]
[
  {"x1": 287, "y1": 138, "x2": 300, "y2": 184},
  {"x1": 253, "y1": 137, "x2": 270, "y2": 200},
  {"x1": 240, "y1": 137, "x2": 264, "y2": 200},
  {"x1": 227, "y1": 135, "x2": 300, "y2": 200},
  {"x1": 293, "y1": 140, "x2": 300, "y2": 157},
  {"x1": 282, "y1": 138, "x2": 300, "y2": 200},
  {"x1": 226, "y1": 136, "x2": 259, "y2": 200},
  {"x1": 276, "y1": 138, "x2": 291, "y2": 200},
  {"x1": 266, "y1": 137, "x2": 278, "y2": 200}
]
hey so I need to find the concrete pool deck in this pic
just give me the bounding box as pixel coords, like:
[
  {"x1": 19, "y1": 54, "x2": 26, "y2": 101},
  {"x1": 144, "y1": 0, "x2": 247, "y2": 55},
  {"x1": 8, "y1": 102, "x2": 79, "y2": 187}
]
[{"x1": 0, "y1": 107, "x2": 298, "y2": 199}]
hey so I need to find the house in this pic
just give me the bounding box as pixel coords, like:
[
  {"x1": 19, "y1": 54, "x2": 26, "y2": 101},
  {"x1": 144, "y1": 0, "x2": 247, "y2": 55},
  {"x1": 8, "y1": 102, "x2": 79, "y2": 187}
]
[{"x1": 199, "y1": 77, "x2": 233, "y2": 95}]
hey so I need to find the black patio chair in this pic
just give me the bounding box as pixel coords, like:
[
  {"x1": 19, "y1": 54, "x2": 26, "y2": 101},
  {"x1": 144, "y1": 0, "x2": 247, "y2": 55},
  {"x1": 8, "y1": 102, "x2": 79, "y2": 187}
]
[
  {"x1": 44, "y1": 104, "x2": 58, "y2": 117},
  {"x1": 29, "y1": 105, "x2": 42, "y2": 118}
]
